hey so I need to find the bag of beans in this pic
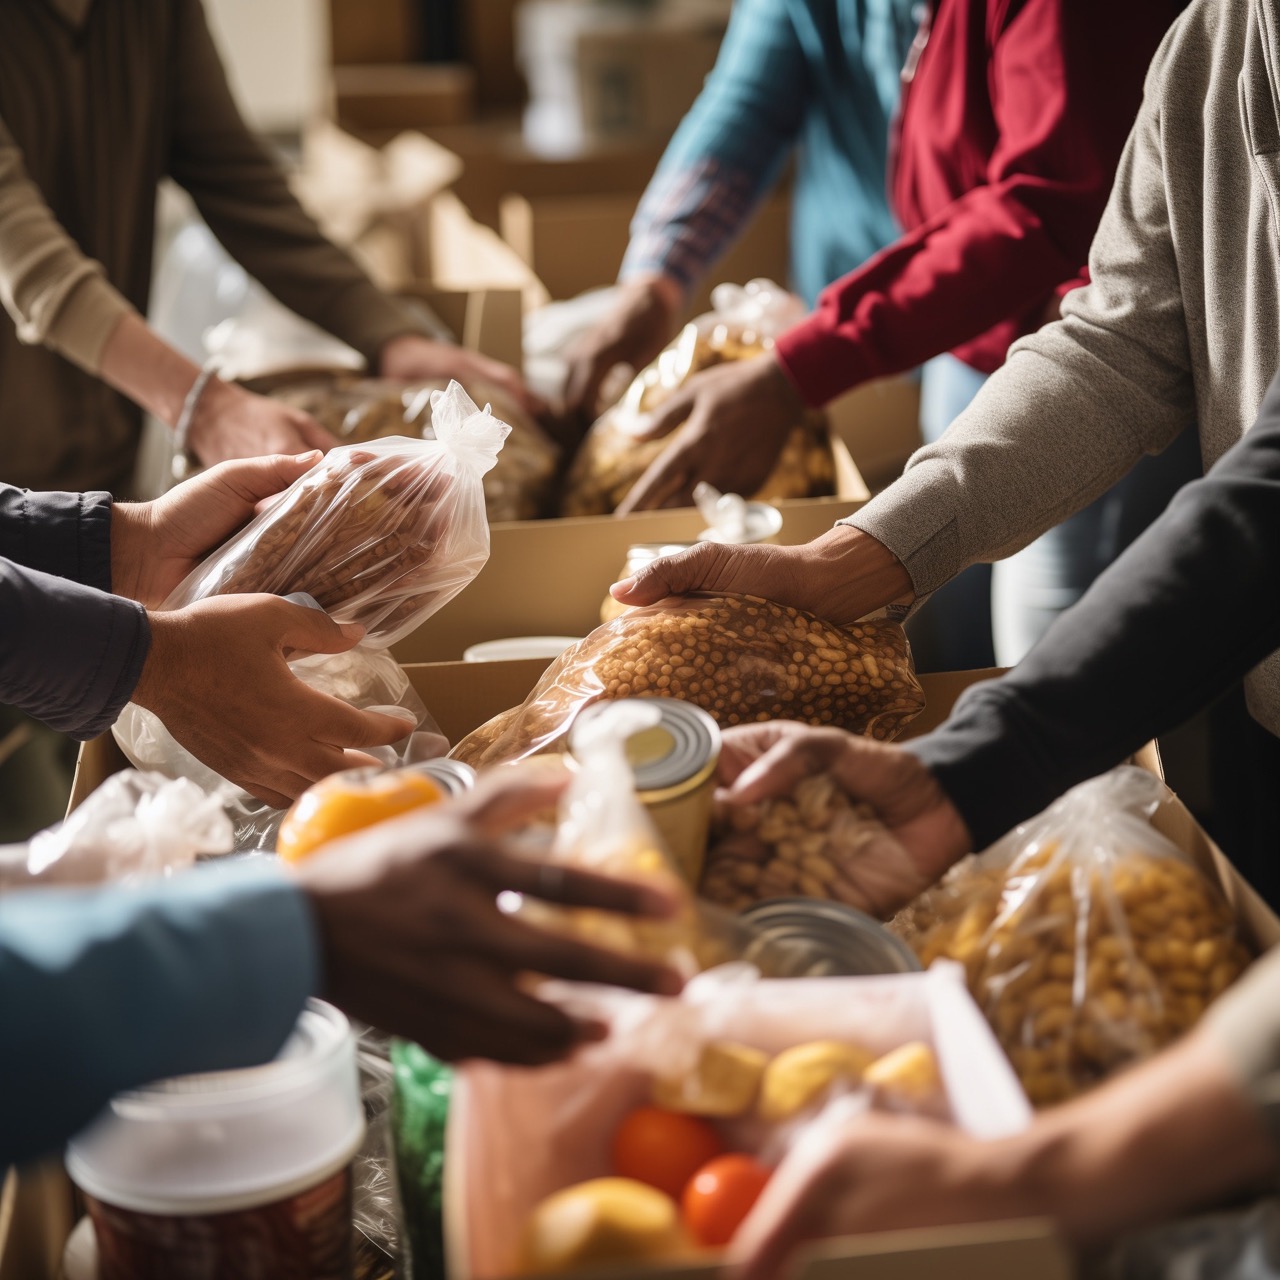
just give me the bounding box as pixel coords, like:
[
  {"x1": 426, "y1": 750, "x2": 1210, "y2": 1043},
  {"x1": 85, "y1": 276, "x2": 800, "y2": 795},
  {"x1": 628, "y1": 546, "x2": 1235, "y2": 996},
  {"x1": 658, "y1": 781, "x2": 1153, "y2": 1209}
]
[
  {"x1": 702, "y1": 773, "x2": 893, "y2": 913},
  {"x1": 163, "y1": 382, "x2": 504, "y2": 646},
  {"x1": 451, "y1": 594, "x2": 924, "y2": 767},
  {"x1": 892, "y1": 767, "x2": 1253, "y2": 1108},
  {"x1": 261, "y1": 371, "x2": 559, "y2": 522},
  {"x1": 560, "y1": 280, "x2": 836, "y2": 516}
]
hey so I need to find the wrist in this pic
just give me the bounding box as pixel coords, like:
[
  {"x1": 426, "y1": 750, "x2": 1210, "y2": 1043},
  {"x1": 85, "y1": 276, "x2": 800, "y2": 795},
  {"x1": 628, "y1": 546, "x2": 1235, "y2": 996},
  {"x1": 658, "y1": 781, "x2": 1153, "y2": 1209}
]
[
  {"x1": 810, "y1": 524, "x2": 915, "y2": 613},
  {"x1": 109, "y1": 502, "x2": 155, "y2": 605},
  {"x1": 132, "y1": 610, "x2": 186, "y2": 718},
  {"x1": 638, "y1": 274, "x2": 684, "y2": 322}
]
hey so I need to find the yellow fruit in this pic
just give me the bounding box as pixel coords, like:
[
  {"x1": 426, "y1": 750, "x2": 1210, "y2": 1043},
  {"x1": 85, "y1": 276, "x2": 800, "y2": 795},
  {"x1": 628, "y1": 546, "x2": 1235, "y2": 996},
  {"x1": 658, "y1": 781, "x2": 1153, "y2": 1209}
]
[
  {"x1": 277, "y1": 768, "x2": 444, "y2": 863},
  {"x1": 521, "y1": 1178, "x2": 686, "y2": 1274},
  {"x1": 758, "y1": 1041, "x2": 876, "y2": 1122},
  {"x1": 863, "y1": 1042, "x2": 942, "y2": 1103},
  {"x1": 652, "y1": 1041, "x2": 770, "y2": 1118}
]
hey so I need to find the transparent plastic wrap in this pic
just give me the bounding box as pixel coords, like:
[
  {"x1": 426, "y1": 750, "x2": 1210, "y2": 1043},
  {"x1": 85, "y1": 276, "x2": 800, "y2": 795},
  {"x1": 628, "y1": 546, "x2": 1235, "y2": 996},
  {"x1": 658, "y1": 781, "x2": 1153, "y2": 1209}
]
[
  {"x1": 451, "y1": 963, "x2": 1029, "y2": 1278},
  {"x1": 258, "y1": 370, "x2": 560, "y2": 522},
  {"x1": 560, "y1": 280, "x2": 836, "y2": 517},
  {"x1": 893, "y1": 767, "x2": 1254, "y2": 1108},
  {"x1": 452, "y1": 594, "x2": 924, "y2": 768},
  {"x1": 113, "y1": 642, "x2": 449, "y2": 853},
  {"x1": 161, "y1": 381, "x2": 504, "y2": 646},
  {"x1": 351, "y1": 1025, "x2": 401, "y2": 1264},
  {"x1": 702, "y1": 772, "x2": 892, "y2": 911},
  {"x1": 0, "y1": 770, "x2": 232, "y2": 890}
]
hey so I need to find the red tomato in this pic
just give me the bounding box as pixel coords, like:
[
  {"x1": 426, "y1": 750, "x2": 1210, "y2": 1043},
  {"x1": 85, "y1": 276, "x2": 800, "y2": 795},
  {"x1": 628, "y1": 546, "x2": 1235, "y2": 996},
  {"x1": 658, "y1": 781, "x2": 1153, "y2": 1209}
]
[
  {"x1": 681, "y1": 1154, "x2": 771, "y2": 1247},
  {"x1": 610, "y1": 1107, "x2": 725, "y2": 1200}
]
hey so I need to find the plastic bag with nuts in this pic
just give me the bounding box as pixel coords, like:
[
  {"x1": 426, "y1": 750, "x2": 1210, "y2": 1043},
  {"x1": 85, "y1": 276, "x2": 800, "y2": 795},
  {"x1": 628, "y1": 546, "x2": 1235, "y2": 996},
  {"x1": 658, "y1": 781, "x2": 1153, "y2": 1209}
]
[
  {"x1": 260, "y1": 370, "x2": 560, "y2": 522},
  {"x1": 892, "y1": 767, "x2": 1254, "y2": 1108},
  {"x1": 161, "y1": 382, "x2": 504, "y2": 646},
  {"x1": 560, "y1": 280, "x2": 836, "y2": 517},
  {"x1": 702, "y1": 773, "x2": 891, "y2": 912},
  {"x1": 451, "y1": 593, "x2": 925, "y2": 767}
]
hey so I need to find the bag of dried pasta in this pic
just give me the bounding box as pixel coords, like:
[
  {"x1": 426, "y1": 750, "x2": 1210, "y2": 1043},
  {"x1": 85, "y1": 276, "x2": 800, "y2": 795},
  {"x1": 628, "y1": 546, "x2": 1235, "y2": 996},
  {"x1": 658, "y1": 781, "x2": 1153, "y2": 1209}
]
[
  {"x1": 451, "y1": 593, "x2": 924, "y2": 767},
  {"x1": 560, "y1": 280, "x2": 836, "y2": 516},
  {"x1": 262, "y1": 370, "x2": 559, "y2": 522},
  {"x1": 162, "y1": 381, "x2": 504, "y2": 646},
  {"x1": 892, "y1": 767, "x2": 1253, "y2": 1108}
]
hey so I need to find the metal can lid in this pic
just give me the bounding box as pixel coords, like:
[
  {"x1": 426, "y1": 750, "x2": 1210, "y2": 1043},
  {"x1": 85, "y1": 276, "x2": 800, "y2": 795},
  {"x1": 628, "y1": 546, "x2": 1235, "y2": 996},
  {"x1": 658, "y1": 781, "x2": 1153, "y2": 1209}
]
[
  {"x1": 741, "y1": 898, "x2": 921, "y2": 977},
  {"x1": 569, "y1": 698, "x2": 720, "y2": 792},
  {"x1": 408, "y1": 758, "x2": 476, "y2": 796},
  {"x1": 623, "y1": 542, "x2": 695, "y2": 573}
]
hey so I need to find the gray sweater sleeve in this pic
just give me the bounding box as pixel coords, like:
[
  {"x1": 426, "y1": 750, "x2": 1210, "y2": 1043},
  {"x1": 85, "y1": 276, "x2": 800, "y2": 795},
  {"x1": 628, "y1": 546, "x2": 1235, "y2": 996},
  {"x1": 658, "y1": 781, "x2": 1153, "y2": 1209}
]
[{"x1": 842, "y1": 20, "x2": 1197, "y2": 596}]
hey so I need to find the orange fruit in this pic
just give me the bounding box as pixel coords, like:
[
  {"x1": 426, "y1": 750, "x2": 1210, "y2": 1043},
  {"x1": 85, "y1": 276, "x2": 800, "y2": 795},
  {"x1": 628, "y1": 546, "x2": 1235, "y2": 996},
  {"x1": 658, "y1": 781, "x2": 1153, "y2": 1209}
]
[
  {"x1": 277, "y1": 768, "x2": 444, "y2": 863},
  {"x1": 681, "y1": 1154, "x2": 771, "y2": 1247},
  {"x1": 610, "y1": 1107, "x2": 724, "y2": 1200}
]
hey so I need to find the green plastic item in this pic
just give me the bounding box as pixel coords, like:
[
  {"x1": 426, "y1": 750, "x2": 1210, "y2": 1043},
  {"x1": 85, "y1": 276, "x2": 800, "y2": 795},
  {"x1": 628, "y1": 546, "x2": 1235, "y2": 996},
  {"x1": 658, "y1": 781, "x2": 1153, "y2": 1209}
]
[{"x1": 392, "y1": 1041, "x2": 454, "y2": 1280}]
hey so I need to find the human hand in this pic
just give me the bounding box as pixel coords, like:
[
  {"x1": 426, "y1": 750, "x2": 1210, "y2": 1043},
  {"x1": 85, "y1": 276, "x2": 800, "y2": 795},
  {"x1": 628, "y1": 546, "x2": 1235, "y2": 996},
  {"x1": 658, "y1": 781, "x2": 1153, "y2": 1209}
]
[
  {"x1": 187, "y1": 380, "x2": 338, "y2": 467},
  {"x1": 716, "y1": 721, "x2": 971, "y2": 917},
  {"x1": 563, "y1": 276, "x2": 684, "y2": 421},
  {"x1": 295, "y1": 765, "x2": 685, "y2": 1065},
  {"x1": 133, "y1": 595, "x2": 417, "y2": 807},
  {"x1": 379, "y1": 332, "x2": 545, "y2": 416},
  {"x1": 112, "y1": 452, "x2": 323, "y2": 607},
  {"x1": 609, "y1": 525, "x2": 914, "y2": 627},
  {"x1": 615, "y1": 353, "x2": 804, "y2": 513}
]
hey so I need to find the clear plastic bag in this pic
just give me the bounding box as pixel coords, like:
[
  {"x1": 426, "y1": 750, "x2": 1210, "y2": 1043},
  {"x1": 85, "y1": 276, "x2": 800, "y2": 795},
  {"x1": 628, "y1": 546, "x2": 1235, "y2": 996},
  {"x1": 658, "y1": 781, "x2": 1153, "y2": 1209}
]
[
  {"x1": 702, "y1": 772, "x2": 891, "y2": 911},
  {"x1": 893, "y1": 767, "x2": 1253, "y2": 1108},
  {"x1": 560, "y1": 280, "x2": 836, "y2": 516},
  {"x1": 161, "y1": 381, "x2": 504, "y2": 646},
  {"x1": 260, "y1": 370, "x2": 560, "y2": 522},
  {"x1": 451, "y1": 593, "x2": 925, "y2": 767},
  {"x1": 0, "y1": 770, "x2": 232, "y2": 890}
]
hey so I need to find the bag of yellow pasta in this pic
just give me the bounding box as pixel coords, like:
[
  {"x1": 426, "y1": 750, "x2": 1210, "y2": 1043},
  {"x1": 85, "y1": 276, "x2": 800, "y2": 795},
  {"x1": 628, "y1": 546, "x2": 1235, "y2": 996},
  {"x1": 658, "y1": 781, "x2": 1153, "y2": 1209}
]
[
  {"x1": 893, "y1": 767, "x2": 1252, "y2": 1108},
  {"x1": 561, "y1": 280, "x2": 835, "y2": 516}
]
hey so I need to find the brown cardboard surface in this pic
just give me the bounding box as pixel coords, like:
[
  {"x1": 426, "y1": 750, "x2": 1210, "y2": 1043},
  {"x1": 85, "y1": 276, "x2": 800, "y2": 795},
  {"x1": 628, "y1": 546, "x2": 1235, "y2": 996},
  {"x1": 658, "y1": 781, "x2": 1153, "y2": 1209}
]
[
  {"x1": 499, "y1": 190, "x2": 790, "y2": 308},
  {"x1": 390, "y1": 440, "x2": 869, "y2": 663},
  {"x1": 464, "y1": 0, "x2": 525, "y2": 109},
  {"x1": 0, "y1": 1162, "x2": 77, "y2": 1280},
  {"x1": 826, "y1": 375, "x2": 923, "y2": 493},
  {"x1": 329, "y1": 0, "x2": 418, "y2": 65},
  {"x1": 333, "y1": 63, "x2": 477, "y2": 135}
]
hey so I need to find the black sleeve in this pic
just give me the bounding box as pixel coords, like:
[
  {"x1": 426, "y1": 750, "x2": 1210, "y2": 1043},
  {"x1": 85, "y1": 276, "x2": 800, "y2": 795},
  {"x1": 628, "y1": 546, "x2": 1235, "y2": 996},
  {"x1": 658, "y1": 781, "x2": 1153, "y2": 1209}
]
[
  {"x1": 0, "y1": 560, "x2": 150, "y2": 739},
  {"x1": 907, "y1": 373, "x2": 1280, "y2": 850},
  {"x1": 0, "y1": 485, "x2": 114, "y2": 590}
]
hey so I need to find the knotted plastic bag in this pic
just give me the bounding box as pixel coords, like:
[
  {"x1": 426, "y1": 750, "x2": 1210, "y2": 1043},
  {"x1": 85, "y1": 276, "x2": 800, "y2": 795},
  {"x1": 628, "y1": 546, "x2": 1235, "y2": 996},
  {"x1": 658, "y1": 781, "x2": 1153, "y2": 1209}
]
[
  {"x1": 162, "y1": 380, "x2": 506, "y2": 646},
  {"x1": 0, "y1": 770, "x2": 231, "y2": 890},
  {"x1": 893, "y1": 767, "x2": 1253, "y2": 1108},
  {"x1": 560, "y1": 280, "x2": 835, "y2": 516},
  {"x1": 452, "y1": 593, "x2": 924, "y2": 767}
]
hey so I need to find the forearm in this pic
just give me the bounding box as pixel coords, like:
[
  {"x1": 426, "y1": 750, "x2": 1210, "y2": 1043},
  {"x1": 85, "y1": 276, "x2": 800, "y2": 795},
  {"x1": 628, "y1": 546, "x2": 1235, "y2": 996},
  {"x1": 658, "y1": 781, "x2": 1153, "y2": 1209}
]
[
  {"x1": 97, "y1": 311, "x2": 202, "y2": 428},
  {"x1": 0, "y1": 863, "x2": 318, "y2": 1164}
]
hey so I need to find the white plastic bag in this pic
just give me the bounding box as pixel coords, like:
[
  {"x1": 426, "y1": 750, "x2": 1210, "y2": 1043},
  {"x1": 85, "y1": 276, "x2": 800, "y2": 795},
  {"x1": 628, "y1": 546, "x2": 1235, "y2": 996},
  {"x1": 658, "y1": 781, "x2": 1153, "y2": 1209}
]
[
  {"x1": 161, "y1": 381, "x2": 506, "y2": 647},
  {"x1": 0, "y1": 771, "x2": 232, "y2": 890}
]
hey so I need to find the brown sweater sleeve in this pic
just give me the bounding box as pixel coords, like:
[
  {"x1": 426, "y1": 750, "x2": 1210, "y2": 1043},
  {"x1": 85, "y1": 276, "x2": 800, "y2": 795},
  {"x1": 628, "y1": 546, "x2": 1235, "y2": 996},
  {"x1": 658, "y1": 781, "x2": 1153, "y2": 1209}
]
[
  {"x1": 0, "y1": 115, "x2": 136, "y2": 372},
  {"x1": 163, "y1": 0, "x2": 431, "y2": 365}
]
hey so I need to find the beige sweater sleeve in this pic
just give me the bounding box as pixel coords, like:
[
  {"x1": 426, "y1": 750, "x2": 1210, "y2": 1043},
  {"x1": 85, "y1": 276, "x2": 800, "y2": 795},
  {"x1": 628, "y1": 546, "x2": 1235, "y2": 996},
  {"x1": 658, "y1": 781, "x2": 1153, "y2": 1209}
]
[
  {"x1": 841, "y1": 18, "x2": 1197, "y2": 597},
  {"x1": 163, "y1": 0, "x2": 431, "y2": 366},
  {"x1": 0, "y1": 116, "x2": 136, "y2": 372}
]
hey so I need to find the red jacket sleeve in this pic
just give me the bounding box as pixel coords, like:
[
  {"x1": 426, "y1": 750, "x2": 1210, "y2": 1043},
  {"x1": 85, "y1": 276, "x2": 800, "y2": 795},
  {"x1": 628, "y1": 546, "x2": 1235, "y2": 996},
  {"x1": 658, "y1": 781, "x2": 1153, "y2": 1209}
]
[{"x1": 773, "y1": 0, "x2": 1175, "y2": 407}]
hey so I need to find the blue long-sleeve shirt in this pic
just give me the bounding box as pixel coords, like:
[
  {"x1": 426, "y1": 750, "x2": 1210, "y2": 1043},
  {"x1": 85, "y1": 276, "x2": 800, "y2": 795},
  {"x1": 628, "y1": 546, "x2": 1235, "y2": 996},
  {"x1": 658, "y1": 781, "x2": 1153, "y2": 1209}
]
[
  {"x1": 0, "y1": 482, "x2": 319, "y2": 1165},
  {"x1": 620, "y1": 0, "x2": 917, "y2": 306}
]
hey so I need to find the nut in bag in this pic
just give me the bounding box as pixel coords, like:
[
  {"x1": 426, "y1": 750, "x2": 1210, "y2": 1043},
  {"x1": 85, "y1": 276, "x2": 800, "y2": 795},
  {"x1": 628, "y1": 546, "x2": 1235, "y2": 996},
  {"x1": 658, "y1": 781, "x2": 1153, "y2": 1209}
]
[
  {"x1": 452, "y1": 593, "x2": 924, "y2": 767},
  {"x1": 560, "y1": 280, "x2": 836, "y2": 517},
  {"x1": 261, "y1": 370, "x2": 559, "y2": 522},
  {"x1": 893, "y1": 767, "x2": 1253, "y2": 1108},
  {"x1": 703, "y1": 772, "x2": 891, "y2": 912},
  {"x1": 162, "y1": 380, "x2": 505, "y2": 646},
  {"x1": 0, "y1": 770, "x2": 232, "y2": 890}
]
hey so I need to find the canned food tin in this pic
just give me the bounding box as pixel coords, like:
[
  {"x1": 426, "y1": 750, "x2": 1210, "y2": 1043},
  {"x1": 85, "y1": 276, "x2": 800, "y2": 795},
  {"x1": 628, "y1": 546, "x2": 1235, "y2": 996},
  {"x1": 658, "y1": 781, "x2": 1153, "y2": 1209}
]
[
  {"x1": 408, "y1": 758, "x2": 476, "y2": 797},
  {"x1": 741, "y1": 898, "x2": 922, "y2": 977},
  {"x1": 569, "y1": 698, "x2": 720, "y2": 886}
]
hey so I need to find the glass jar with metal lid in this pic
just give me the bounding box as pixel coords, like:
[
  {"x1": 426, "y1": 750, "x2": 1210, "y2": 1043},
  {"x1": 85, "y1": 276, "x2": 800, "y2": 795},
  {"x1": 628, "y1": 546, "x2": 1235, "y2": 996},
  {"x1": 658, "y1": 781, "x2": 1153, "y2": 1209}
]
[
  {"x1": 568, "y1": 698, "x2": 720, "y2": 886},
  {"x1": 405, "y1": 758, "x2": 476, "y2": 797}
]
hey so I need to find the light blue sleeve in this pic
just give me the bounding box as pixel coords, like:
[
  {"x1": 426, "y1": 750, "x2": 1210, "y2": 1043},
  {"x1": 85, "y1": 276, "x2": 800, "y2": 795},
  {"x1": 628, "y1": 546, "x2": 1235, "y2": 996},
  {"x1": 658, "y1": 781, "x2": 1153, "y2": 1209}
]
[{"x1": 0, "y1": 861, "x2": 320, "y2": 1166}]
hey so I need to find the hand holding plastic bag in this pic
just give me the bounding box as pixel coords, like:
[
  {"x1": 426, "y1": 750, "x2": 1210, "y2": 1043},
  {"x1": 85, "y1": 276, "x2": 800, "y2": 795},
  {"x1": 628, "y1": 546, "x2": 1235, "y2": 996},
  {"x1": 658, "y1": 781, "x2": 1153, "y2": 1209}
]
[
  {"x1": 161, "y1": 381, "x2": 505, "y2": 646},
  {"x1": 0, "y1": 770, "x2": 232, "y2": 890}
]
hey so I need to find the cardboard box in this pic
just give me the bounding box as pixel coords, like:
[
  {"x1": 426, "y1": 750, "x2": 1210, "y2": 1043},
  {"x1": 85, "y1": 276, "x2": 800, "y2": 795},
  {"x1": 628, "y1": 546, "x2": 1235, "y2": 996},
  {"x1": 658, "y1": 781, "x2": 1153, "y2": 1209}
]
[
  {"x1": 329, "y1": 0, "x2": 419, "y2": 65},
  {"x1": 464, "y1": 0, "x2": 525, "y2": 108},
  {"x1": 827, "y1": 375, "x2": 923, "y2": 493},
  {"x1": 499, "y1": 190, "x2": 791, "y2": 309},
  {"x1": 389, "y1": 439, "x2": 869, "y2": 664},
  {"x1": 332, "y1": 63, "x2": 478, "y2": 135}
]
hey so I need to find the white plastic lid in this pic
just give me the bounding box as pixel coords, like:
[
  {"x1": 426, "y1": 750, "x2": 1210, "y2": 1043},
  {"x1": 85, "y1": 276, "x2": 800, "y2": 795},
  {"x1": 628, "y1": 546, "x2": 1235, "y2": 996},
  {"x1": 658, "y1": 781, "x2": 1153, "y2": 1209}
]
[
  {"x1": 464, "y1": 636, "x2": 581, "y2": 662},
  {"x1": 66, "y1": 1000, "x2": 364, "y2": 1216}
]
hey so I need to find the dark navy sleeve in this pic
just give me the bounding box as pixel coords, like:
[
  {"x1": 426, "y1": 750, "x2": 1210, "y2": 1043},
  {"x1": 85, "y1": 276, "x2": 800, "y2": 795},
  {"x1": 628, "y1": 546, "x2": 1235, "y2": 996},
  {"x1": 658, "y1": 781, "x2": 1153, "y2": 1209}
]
[
  {"x1": 0, "y1": 560, "x2": 149, "y2": 738},
  {"x1": 0, "y1": 485, "x2": 115, "y2": 591}
]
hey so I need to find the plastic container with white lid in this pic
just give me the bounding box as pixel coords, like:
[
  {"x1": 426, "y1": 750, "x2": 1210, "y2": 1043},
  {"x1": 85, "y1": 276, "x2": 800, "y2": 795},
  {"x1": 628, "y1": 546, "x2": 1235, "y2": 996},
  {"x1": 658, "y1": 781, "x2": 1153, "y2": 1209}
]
[
  {"x1": 463, "y1": 635, "x2": 581, "y2": 662},
  {"x1": 67, "y1": 999, "x2": 363, "y2": 1278}
]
